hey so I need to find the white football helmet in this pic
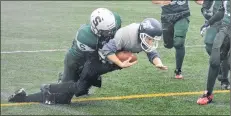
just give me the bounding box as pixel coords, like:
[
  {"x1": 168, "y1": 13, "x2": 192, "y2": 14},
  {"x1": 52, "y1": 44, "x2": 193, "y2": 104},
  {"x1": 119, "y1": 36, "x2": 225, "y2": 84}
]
[{"x1": 90, "y1": 8, "x2": 116, "y2": 40}]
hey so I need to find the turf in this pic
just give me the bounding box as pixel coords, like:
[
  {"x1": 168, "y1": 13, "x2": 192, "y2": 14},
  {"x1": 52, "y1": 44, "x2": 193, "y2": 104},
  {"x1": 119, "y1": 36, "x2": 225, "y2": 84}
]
[{"x1": 1, "y1": 1, "x2": 230, "y2": 115}]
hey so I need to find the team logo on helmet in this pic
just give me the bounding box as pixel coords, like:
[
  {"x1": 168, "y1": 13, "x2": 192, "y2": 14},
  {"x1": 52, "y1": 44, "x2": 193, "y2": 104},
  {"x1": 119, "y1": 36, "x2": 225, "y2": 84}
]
[{"x1": 142, "y1": 20, "x2": 154, "y2": 29}]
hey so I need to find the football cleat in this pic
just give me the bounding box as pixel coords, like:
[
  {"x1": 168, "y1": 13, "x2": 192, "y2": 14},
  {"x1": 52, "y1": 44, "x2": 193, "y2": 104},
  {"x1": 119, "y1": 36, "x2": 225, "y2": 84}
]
[
  {"x1": 221, "y1": 82, "x2": 230, "y2": 90},
  {"x1": 197, "y1": 91, "x2": 214, "y2": 105},
  {"x1": 174, "y1": 69, "x2": 183, "y2": 79},
  {"x1": 8, "y1": 88, "x2": 26, "y2": 102}
]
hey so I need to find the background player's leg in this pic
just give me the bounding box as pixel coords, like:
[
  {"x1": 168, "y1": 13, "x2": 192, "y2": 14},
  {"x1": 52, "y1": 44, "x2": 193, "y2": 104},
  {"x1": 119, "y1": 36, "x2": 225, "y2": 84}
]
[{"x1": 173, "y1": 17, "x2": 190, "y2": 78}]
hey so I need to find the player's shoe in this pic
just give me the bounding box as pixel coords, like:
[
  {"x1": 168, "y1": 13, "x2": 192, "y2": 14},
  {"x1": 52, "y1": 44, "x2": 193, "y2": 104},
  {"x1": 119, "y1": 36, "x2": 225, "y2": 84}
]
[
  {"x1": 221, "y1": 81, "x2": 230, "y2": 90},
  {"x1": 8, "y1": 88, "x2": 26, "y2": 102},
  {"x1": 40, "y1": 84, "x2": 55, "y2": 105},
  {"x1": 197, "y1": 91, "x2": 214, "y2": 105},
  {"x1": 174, "y1": 69, "x2": 183, "y2": 79}
]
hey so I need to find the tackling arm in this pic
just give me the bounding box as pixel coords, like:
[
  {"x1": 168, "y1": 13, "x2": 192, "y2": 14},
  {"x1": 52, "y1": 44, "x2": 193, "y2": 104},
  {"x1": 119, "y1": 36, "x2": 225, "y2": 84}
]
[
  {"x1": 201, "y1": 0, "x2": 214, "y2": 20},
  {"x1": 207, "y1": 2, "x2": 225, "y2": 25}
]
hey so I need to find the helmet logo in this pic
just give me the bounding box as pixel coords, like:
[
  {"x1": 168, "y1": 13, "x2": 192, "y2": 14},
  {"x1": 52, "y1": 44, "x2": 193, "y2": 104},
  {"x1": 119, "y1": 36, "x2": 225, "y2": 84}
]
[
  {"x1": 93, "y1": 16, "x2": 102, "y2": 27},
  {"x1": 142, "y1": 20, "x2": 154, "y2": 29}
]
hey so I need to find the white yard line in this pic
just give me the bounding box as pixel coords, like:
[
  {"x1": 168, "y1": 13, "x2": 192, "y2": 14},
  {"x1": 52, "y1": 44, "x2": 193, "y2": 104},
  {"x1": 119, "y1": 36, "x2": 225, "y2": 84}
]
[
  {"x1": 1, "y1": 45, "x2": 205, "y2": 54},
  {"x1": 1, "y1": 49, "x2": 67, "y2": 54}
]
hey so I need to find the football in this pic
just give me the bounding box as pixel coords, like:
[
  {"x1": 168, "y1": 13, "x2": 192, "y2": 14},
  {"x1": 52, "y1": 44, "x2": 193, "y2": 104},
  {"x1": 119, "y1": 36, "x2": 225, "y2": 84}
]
[{"x1": 116, "y1": 51, "x2": 137, "y2": 62}]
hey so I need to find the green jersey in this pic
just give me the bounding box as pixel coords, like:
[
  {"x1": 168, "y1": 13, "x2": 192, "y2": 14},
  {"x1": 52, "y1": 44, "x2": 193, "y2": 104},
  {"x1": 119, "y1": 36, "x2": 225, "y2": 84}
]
[
  {"x1": 69, "y1": 24, "x2": 97, "y2": 60},
  {"x1": 201, "y1": 0, "x2": 222, "y2": 26},
  {"x1": 212, "y1": 1, "x2": 222, "y2": 14},
  {"x1": 161, "y1": 0, "x2": 190, "y2": 23},
  {"x1": 222, "y1": 0, "x2": 230, "y2": 25},
  {"x1": 69, "y1": 12, "x2": 122, "y2": 58}
]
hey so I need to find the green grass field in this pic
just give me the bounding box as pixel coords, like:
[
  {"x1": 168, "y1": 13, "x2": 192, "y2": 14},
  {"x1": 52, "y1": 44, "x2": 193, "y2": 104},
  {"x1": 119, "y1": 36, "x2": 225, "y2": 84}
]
[{"x1": 1, "y1": 1, "x2": 230, "y2": 115}]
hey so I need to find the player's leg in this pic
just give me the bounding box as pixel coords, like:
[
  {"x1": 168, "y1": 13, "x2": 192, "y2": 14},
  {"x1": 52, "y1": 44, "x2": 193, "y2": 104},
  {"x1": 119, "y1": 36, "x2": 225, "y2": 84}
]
[
  {"x1": 161, "y1": 20, "x2": 174, "y2": 49},
  {"x1": 219, "y1": 58, "x2": 230, "y2": 89},
  {"x1": 41, "y1": 58, "x2": 120, "y2": 97},
  {"x1": 203, "y1": 25, "x2": 229, "y2": 88},
  {"x1": 197, "y1": 26, "x2": 229, "y2": 105},
  {"x1": 8, "y1": 88, "x2": 73, "y2": 104},
  {"x1": 52, "y1": 50, "x2": 84, "y2": 104},
  {"x1": 173, "y1": 17, "x2": 190, "y2": 79},
  {"x1": 204, "y1": 26, "x2": 218, "y2": 55},
  {"x1": 60, "y1": 50, "x2": 84, "y2": 82},
  {"x1": 8, "y1": 51, "x2": 80, "y2": 104},
  {"x1": 8, "y1": 88, "x2": 47, "y2": 103}
]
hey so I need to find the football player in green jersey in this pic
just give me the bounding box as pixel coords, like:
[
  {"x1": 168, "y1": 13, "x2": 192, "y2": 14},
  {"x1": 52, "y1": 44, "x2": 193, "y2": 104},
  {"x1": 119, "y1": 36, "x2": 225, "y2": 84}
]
[
  {"x1": 8, "y1": 8, "x2": 122, "y2": 104},
  {"x1": 197, "y1": 0, "x2": 230, "y2": 105},
  {"x1": 152, "y1": 0, "x2": 202, "y2": 79},
  {"x1": 201, "y1": 0, "x2": 230, "y2": 90}
]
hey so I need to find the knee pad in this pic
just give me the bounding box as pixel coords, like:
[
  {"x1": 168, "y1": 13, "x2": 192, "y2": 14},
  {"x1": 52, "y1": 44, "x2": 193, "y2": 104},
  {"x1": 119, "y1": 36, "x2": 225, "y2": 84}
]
[
  {"x1": 205, "y1": 44, "x2": 212, "y2": 55},
  {"x1": 210, "y1": 60, "x2": 221, "y2": 68},
  {"x1": 163, "y1": 32, "x2": 173, "y2": 49},
  {"x1": 210, "y1": 48, "x2": 221, "y2": 68},
  {"x1": 173, "y1": 37, "x2": 185, "y2": 49}
]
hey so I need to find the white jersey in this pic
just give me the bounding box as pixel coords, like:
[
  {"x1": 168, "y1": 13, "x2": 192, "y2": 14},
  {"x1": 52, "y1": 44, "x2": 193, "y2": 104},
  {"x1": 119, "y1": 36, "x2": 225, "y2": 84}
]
[
  {"x1": 101, "y1": 23, "x2": 160, "y2": 64},
  {"x1": 112, "y1": 23, "x2": 143, "y2": 53}
]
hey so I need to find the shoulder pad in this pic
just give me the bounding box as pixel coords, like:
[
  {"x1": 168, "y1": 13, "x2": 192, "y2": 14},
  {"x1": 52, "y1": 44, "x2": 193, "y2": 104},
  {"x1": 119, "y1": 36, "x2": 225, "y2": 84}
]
[{"x1": 75, "y1": 24, "x2": 98, "y2": 51}]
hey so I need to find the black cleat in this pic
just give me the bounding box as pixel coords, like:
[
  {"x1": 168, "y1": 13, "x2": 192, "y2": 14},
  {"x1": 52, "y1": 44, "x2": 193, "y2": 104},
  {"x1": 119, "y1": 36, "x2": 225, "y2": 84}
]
[
  {"x1": 8, "y1": 88, "x2": 26, "y2": 102},
  {"x1": 221, "y1": 82, "x2": 230, "y2": 90}
]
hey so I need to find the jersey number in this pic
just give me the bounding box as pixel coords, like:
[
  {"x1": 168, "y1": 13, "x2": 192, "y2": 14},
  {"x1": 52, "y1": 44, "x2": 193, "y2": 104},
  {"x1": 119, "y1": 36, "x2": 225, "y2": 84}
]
[
  {"x1": 170, "y1": 0, "x2": 186, "y2": 5},
  {"x1": 79, "y1": 44, "x2": 86, "y2": 50},
  {"x1": 93, "y1": 16, "x2": 102, "y2": 27}
]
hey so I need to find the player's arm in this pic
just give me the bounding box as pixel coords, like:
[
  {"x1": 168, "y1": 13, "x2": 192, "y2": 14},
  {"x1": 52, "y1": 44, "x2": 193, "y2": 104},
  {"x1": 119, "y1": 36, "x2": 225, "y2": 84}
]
[
  {"x1": 200, "y1": 2, "x2": 224, "y2": 36},
  {"x1": 101, "y1": 31, "x2": 137, "y2": 68},
  {"x1": 102, "y1": 40, "x2": 137, "y2": 68},
  {"x1": 207, "y1": 3, "x2": 225, "y2": 26},
  {"x1": 146, "y1": 50, "x2": 168, "y2": 70},
  {"x1": 151, "y1": 0, "x2": 171, "y2": 5},
  {"x1": 201, "y1": 0, "x2": 214, "y2": 20},
  {"x1": 195, "y1": 0, "x2": 204, "y2": 5}
]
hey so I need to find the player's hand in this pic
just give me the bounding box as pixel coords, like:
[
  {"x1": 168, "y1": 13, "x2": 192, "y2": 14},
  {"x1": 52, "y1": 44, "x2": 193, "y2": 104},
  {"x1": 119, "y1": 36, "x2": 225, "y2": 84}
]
[
  {"x1": 155, "y1": 64, "x2": 168, "y2": 70},
  {"x1": 152, "y1": 0, "x2": 171, "y2": 5},
  {"x1": 200, "y1": 22, "x2": 210, "y2": 37},
  {"x1": 120, "y1": 57, "x2": 138, "y2": 68},
  {"x1": 195, "y1": 0, "x2": 203, "y2": 5},
  {"x1": 160, "y1": 1, "x2": 171, "y2": 5}
]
